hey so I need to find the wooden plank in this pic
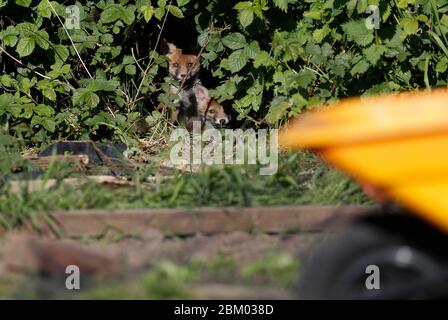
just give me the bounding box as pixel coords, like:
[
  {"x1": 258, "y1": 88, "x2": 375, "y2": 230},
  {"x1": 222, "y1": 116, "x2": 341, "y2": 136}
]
[
  {"x1": 27, "y1": 155, "x2": 90, "y2": 168},
  {"x1": 8, "y1": 176, "x2": 133, "y2": 194},
  {"x1": 46, "y1": 205, "x2": 374, "y2": 237}
]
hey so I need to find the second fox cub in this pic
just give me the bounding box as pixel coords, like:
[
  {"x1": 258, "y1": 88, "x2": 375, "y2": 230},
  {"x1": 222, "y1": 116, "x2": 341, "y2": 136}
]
[
  {"x1": 184, "y1": 85, "x2": 230, "y2": 132},
  {"x1": 194, "y1": 85, "x2": 230, "y2": 127}
]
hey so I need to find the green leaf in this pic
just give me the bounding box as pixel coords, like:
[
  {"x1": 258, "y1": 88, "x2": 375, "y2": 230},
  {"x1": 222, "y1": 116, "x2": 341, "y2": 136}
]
[
  {"x1": 0, "y1": 26, "x2": 19, "y2": 47},
  {"x1": 266, "y1": 96, "x2": 289, "y2": 123},
  {"x1": 37, "y1": 0, "x2": 52, "y2": 18},
  {"x1": 400, "y1": 17, "x2": 419, "y2": 36},
  {"x1": 351, "y1": 58, "x2": 370, "y2": 76},
  {"x1": 244, "y1": 41, "x2": 260, "y2": 59},
  {"x1": 342, "y1": 19, "x2": 374, "y2": 47},
  {"x1": 125, "y1": 64, "x2": 137, "y2": 75},
  {"x1": 168, "y1": 5, "x2": 184, "y2": 18},
  {"x1": 296, "y1": 69, "x2": 316, "y2": 88},
  {"x1": 198, "y1": 32, "x2": 209, "y2": 47},
  {"x1": 19, "y1": 77, "x2": 36, "y2": 94},
  {"x1": 239, "y1": 10, "x2": 254, "y2": 28},
  {"x1": 21, "y1": 103, "x2": 34, "y2": 119},
  {"x1": 16, "y1": 37, "x2": 35, "y2": 57},
  {"x1": 73, "y1": 88, "x2": 100, "y2": 108},
  {"x1": 222, "y1": 33, "x2": 247, "y2": 50},
  {"x1": 176, "y1": 0, "x2": 190, "y2": 6},
  {"x1": 273, "y1": 0, "x2": 288, "y2": 12},
  {"x1": 15, "y1": 0, "x2": 31, "y2": 7},
  {"x1": 303, "y1": 10, "x2": 321, "y2": 20},
  {"x1": 79, "y1": 79, "x2": 120, "y2": 92},
  {"x1": 234, "y1": 1, "x2": 253, "y2": 10},
  {"x1": 363, "y1": 44, "x2": 386, "y2": 65},
  {"x1": 42, "y1": 88, "x2": 57, "y2": 101},
  {"x1": 34, "y1": 104, "x2": 54, "y2": 117},
  {"x1": 381, "y1": 4, "x2": 392, "y2": 22},
  {"x1": 0, "y1": 75, "x2": 13, "y2": 87},
  {"x1": 154, "y1": 7, "x2": 166, "y2": 20},
  {"x1": 291, "y1": 93, "x2": 307, "y2": 109},
  {"x1": 253, "y1": 51, "x2": 274, "y2": 68},
  {"x1": 396, "y1": 0, "x2": 415, "y2": 9},
  {"x1": 7, "y1": 104, "x2": 23, "y2": 118},
  {"x1": 313, "y1": 25, "x2": 330, "y2": 44},
  {"x1": 42, "y1": 117, "x2": 56, "y2": 132},
  {"x1": 32, "y1": 30, "x2": 50, "y2": 50},
  {"x1": 0, "y1": 94, "x2": 16, "y2": 108},
  {"x1": 0, "y1": 94, "x2": 17, "y2": 116},
  {"x1": 436, "y1": 56, "x2": 448, "y2": 73},
  {"x1": 31, "y1": 115, "x2": 42, "y2": 127},
  {"x1": 140, "y1": 5, "x2": 155, "y2": 22},
  {"x1": 54, "y1": 45, "x2": 70, "y2": 63},
  {"x1": 100, "y1": 4, "x2": 135, "y2": 25},
  {"x1": 227, "y1": 49, "x2": 248, "y2": 73}
]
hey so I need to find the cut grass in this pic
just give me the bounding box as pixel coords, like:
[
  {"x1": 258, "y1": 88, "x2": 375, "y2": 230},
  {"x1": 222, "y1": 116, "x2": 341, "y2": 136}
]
[
  {"x1": 4, "y1": 256, "x2": 299, "y2": 299},
  {"x1": 0, "y1": 150, "x2": 371, "y2": 232}
]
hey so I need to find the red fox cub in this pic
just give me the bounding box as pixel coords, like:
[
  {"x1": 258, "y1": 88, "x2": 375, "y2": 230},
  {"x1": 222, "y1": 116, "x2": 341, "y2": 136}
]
[
  {"x1": 162, "y1": 41, "x2": 202, "y2": 124},
  {"x1": 193, "y1": 84, "x2": 230, "y2": 127}
]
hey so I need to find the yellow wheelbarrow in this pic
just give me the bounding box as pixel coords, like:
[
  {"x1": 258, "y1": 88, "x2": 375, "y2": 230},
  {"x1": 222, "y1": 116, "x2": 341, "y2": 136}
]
[{"x1": 280, "y1": 89, "x2": 448, "y2": 299}]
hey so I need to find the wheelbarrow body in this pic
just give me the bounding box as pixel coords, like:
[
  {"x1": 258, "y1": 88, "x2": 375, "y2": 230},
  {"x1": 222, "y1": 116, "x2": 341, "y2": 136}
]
[
  {"x1": 280, "y1": 89, "x2": 448, "y2": 299},
  {"x1": 280, "y1": 89, "x2": 448, "y2": 232}
]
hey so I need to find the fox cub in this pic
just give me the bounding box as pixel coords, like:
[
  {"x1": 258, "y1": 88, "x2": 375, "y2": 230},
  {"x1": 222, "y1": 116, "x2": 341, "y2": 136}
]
[
  {"x1": 163, "y1": 41, "x2": 201, "y2": 124},
  {"x1": 162, "y1": 41, "x2": 230, "y2": 130},
  {"x1": 193, "y1": 85, "x2": 229, "y2": 127}
]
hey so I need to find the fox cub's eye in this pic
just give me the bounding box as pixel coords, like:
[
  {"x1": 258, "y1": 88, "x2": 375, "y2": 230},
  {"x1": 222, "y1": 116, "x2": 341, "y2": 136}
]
[
  {"x1": 173, "y1": 63, "x2": 179, "y2": 68},
  {"x1": 208, "y1": 109, "x2": 216, "y2": 114},
  {"x1": 187, "y1": 63, "x2": 193, "y2": 68}
]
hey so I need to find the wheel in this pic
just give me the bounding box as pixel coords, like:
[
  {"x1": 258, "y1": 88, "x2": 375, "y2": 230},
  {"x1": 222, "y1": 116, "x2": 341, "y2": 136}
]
[{"x1": 297, "y1": 213, "x2": 448, "y2": 299}]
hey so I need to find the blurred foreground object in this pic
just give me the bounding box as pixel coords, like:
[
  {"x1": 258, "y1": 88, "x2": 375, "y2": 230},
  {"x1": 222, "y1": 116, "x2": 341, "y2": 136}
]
[{"x1": 280, "y1": 89, "x2": 448, "y2": 299}]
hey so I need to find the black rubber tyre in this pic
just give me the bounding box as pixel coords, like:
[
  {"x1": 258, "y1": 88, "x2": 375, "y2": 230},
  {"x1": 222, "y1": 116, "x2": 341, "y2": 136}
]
[{"x1": 297, "y1": 213, "x2": 448, "y2": 299}]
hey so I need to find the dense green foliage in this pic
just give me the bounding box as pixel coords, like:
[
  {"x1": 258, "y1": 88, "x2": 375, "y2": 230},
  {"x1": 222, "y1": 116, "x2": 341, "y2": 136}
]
[
  {"x1": 1, "y1": 0, "x2": 448, "y2": 144},
  {"x1": 199, "y1": 0, "x2": 448, "y2": 126}
]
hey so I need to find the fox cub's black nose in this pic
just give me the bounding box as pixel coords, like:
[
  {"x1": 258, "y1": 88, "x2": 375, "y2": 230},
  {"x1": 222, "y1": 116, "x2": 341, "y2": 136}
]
[{"x1": 219, "y1": 119, "x2": 226, "y2": 125}]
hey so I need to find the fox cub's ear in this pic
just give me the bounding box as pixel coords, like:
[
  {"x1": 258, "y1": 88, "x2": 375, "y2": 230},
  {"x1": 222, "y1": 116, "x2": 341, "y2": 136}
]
[
  {"x1": 161, "y1": 39, "x2": 181, "y2": 55},
  {"x1": 194, "y1": 85, "x2": 209, "y2": 103}
]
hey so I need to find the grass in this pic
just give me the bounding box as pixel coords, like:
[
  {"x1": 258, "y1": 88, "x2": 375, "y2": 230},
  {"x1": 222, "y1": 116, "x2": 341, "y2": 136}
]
[
  {"x1": 0, "y1": 150, "x2": 371, "y2": 232},
  {"x1": 2, "y1": 255, "x2": 300, "y2": 299},
  {"x1": 0, "y1": 134, "x2": 370, "y2": 299}
]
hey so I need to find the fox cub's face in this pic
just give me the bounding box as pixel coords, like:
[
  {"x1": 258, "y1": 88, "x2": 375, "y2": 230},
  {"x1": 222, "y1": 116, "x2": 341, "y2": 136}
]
[
  {"x1": 205, "y1": 99, "x2": 231, "y2": 127},
  {"x1": 165, "y1": 42, "x2": 200, "y2": 82},
  {"x1": 194, "y1": 85, "x2": 230, "y2": 127}
]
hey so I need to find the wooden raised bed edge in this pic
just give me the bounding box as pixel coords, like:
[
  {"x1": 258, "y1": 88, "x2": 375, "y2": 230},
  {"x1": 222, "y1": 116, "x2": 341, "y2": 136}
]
[{"x1": 43, "y1": 205, "x2": 375, "y2": 237}]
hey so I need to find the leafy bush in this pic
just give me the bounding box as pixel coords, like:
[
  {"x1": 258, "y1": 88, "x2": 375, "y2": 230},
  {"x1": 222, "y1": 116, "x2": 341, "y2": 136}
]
[
  {"x1": 197, "y1": 0, "x2": 448, "y2": 126},
  {"x1": 1, "y1": 0, "x2": 447, "y2": 145},
  {"x1": 0, "y1": 0, "x2": 183, "y2": 144}
]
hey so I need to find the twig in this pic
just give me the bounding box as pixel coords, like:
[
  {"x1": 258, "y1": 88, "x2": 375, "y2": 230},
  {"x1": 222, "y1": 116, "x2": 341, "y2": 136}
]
[
  {"x1": 131, "y1": 47, "x2": 146, "y2": 74},
  {"x1": 0, "y1": 46, "x2": 51, "y2": 79},
  {"x1": 132, "y1": 0, "x2": 173, "y2": 105},
  {"x1": 46, "y1": 0, "x2": 93, "y2": 79},
  {"x1": 0, "y1": 46, "x2": 77, "y2": 93}
]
